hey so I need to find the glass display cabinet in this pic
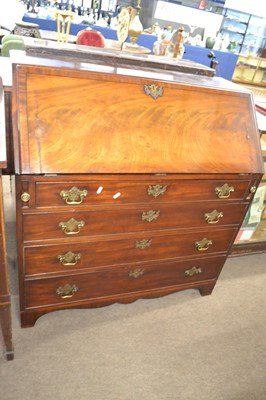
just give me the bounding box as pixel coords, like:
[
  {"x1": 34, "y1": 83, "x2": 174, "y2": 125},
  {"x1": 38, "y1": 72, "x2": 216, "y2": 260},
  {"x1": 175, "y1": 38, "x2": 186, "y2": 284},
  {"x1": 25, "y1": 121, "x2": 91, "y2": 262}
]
[
  {"x1": 220, "y1": 8, "x2": 266, "y2": 56},
  {"x1": 231, "y1": 131, "x2": 266, "y2": 255}
]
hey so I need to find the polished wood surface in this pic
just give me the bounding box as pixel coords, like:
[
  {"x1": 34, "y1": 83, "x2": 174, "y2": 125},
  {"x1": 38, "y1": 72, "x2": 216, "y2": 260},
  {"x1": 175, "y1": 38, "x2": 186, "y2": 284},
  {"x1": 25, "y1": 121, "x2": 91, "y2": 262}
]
[
  {"x1": 21, "y1": 204, "x2": 247, "y2": 239},
  {"x1": 23, "y1": 255, "x2": 227, "y2": 309},
  {"x1": 23, "y1": 233, "x2": 230, "y2": 276},
  {"x1": 0, "y1": 80, "x2": 14, "y2": 360},
  {"x1": 0, "y1": 53, "x2": 265, "y2": 276},
  {"x1": 11, "y1": 61, "x2": 263, "y2": 327},
  {"x1": 18, "y1": 174, "x2": 255, "y2": 205},
  {"x1": 13, "y1": 64, "x2": 263, "y2": 175},
  {"x1": 3, "y1": 90, "x2": 14, "y2": 175}
]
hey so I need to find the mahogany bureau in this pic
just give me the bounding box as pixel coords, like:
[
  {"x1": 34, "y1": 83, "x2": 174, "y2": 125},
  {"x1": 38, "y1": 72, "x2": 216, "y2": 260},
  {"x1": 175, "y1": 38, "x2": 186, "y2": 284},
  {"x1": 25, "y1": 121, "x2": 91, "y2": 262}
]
[{"x1": 11, "y1": 61, "x2": 264, "y2": 327}]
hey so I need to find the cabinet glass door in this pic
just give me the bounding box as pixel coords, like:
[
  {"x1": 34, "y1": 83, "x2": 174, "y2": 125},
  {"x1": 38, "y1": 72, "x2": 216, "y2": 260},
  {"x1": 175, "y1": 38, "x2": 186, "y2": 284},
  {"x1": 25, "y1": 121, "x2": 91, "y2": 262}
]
[
  {"x1": 220, "y1": 9, "x2": 250, "y2": 53},
  {"x1": 242, "y1": 15, "x2": 266, "y2": 56}
]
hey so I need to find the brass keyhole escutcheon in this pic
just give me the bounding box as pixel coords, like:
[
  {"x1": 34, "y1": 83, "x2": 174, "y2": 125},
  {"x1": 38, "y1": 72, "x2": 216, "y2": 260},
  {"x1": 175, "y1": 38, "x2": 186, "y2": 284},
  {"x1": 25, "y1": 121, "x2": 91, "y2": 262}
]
[
  {"x1": 142, "y1": 210, "x2": 160, "y2": 222},
  {"x1": 148, "y1": 184, "x2": 167, "y2": 198},
  {"x1": 144, "y1": 84, "x2": 164, "y2": 100},
  {"x1": 129, "y1": 268, "x2": 145, "y2": 279},
  {"x1": 204, "y1": 210, "x2": 223, "y2": 224},
  {"x1": 56, "y1": 284, "x2": 78, "y2": 299},
  {"x1": 185, "y1": 266, "x2": 202, "y2": 277},
  {"x1": 59, "y1": 218, "x2": 85, "y2": 235},
  {"x1": 60, "y1": 186, "x2": 88, "y2": 205},
  {"x1": 215, "y1": 184, "x2": 234, "y2": 199},
  {"x1": 21, "y1": 192, "x2": 31, "y2": 203},
  {"x1": 135, "y1": 239, "x2": 152, "y2": 249},
  {"x1": 195, "y1": 238, "x2": 213, "y2": 251}
]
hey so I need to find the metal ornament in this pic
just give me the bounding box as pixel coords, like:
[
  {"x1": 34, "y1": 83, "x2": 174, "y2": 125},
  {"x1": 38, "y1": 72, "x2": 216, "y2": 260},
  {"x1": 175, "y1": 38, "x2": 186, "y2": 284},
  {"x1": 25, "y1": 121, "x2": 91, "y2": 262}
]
[
  {"x1": 142, "y1": 210, "x2": 160, "y2": 222},
  {"x1": 185, "y1": 266, "x2": 202, "y2": 277},
  {"x1": 215, "y1": 183, "x2": 234, "y2": 199},
  {"x1": 56, "y1": 284, "x2": 78, "y2": 299},
  {"x1": 60, "y1": 186, "x2": 88, "y2": 205},
  {"x1": 59, "y1": 218, "x2": 85, "y2": 235},
  {"x1": 57, "y1": 251, "x2": 81, "y2": 266},
  {"x1": 148, "y1": 184, "x2": 167, "y2": 198},
  {"x1": 204, "y1": 209, "x2": 223, "y2": 224},
  {"x1": 195, "y1": 237, "x2": 213, "y2": 251},
  {"x1": 135, "y1": 239, "x2": 152, "y2": 249},
  {"x1": 144, "y1": 84, "x2": 164, "y2": 100}
]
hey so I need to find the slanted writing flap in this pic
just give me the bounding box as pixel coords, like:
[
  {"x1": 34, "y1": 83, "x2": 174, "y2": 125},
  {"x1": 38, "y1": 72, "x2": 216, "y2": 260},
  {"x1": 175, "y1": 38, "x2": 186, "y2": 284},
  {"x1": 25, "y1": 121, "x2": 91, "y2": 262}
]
[{"x1": 12, "y1": 63, "x2": 264, "y2": 175}]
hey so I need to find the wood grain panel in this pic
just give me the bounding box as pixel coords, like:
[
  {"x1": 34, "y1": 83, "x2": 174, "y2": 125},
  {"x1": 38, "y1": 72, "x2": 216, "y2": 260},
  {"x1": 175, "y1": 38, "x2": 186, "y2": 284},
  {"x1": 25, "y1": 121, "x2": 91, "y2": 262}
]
[
  {"x1": 32, "y1": 177, "x2": 253, "y2": 207},
  {"x1": 23, "y1": 229, "x2": 237, "y2": 276},
  {"x1": 21, "y1": 204, "x2": 244, "y2": 241},
  {"x1": 24, "y1": 255, "x2": 227, "y2": 308},
  {"x1": 13, "y1": 64, "x2": 263, "y2": 175}
]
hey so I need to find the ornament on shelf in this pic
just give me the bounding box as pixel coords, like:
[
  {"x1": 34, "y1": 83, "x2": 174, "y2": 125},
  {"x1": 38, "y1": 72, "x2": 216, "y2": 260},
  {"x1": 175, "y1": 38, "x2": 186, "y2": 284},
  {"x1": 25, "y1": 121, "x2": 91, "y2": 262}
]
[
  {"x1": 123, "y1": 0, "x2": 144, "y2": 52},
  {"x1": 165, "y1": 27, "x2": 185, "y2": 59}
]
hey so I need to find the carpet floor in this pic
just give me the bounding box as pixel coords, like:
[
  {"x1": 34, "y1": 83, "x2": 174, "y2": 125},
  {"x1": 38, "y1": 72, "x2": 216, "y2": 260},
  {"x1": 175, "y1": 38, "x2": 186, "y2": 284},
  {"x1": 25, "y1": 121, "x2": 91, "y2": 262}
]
[{"x1": 1, "y1": 176, "x2": 266, "y2": 400}]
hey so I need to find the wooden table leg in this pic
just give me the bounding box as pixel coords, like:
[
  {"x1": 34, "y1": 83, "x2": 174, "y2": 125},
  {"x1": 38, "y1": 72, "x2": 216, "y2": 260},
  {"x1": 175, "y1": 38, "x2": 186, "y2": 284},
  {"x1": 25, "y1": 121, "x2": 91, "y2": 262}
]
[
  {"x1": 0, "y1": 173, "x2": 14, "y2": 361},
  {"x1": 0, "y1": 303, "x2": 14, "y2": 360}
]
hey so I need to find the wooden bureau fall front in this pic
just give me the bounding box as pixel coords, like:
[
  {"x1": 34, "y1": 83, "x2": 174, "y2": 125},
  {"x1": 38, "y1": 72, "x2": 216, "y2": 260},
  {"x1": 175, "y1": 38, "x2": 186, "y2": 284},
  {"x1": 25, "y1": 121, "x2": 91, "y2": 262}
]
[{"x1": 11, "y1": 61, "x2": 263, "y2": 327}]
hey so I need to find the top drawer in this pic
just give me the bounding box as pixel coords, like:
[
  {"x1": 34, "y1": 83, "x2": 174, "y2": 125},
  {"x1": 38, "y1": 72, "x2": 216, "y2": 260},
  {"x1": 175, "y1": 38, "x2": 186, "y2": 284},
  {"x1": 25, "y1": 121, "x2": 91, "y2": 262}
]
[{"x1": 18, "y1": 176, "x2": 256, "y2": 208}]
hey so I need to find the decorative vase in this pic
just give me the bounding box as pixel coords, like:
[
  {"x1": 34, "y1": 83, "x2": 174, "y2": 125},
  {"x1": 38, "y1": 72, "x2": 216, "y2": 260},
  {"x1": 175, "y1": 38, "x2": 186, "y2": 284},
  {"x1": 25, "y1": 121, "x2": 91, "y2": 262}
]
[
  {"x1": 205, "y1": 37, "x2": 216, "y2": 49},
  {"x1": 127, "y1": 1, "x2": 143, "y2": 47}
]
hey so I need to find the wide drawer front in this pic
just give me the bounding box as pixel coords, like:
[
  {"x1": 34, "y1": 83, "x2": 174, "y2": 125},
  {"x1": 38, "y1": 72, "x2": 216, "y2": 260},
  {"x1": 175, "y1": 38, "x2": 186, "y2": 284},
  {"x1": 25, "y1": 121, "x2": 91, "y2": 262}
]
[
  {"x1": 22, "y1": 203, "x2": 246, "y2": 241},
  {"x1": 24, "y1": 228, "x2": 237, "y2": 276},
  {"x1": 24, "y1": 255, "x2": 226, "y2": 308},
  {"x1": 31, "y1": 179, "x2": 252, "y2": 207}
]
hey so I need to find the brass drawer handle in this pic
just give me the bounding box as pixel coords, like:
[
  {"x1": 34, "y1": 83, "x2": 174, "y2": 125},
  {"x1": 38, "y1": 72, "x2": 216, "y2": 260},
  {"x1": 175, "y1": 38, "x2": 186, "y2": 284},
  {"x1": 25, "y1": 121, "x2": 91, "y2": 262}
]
[
  {"x1": 60, "y1": 186, "x2": 88, "y2": 205},
  {"x1": 142, "y1": 210, "x2": 160, "y2": 222},
  {"x1": 135, "y1": 239, "x2": 152, "y2": 249},
  {"x1": 129, "y1": 268, "x2": 145, "y2": 279},
  {"x1": 215, "y1": 184, "x2": 234, "y2": 199},
  {"x1": 204, "y1": 209, "x2": 224, "y2": 224},
  {"x1": 56, "y1": 284, "x2": 78, "y2": 299},
  {"x1": 57, "y1": 251, "x2": 81, "y2": 266},
  {"x1": 195, "y1": 238, "x2": 213, "y2": 251},
  {"x1": 250, "y1": 186, "x2": 257, "y2": 194},
  {"x1": 59, "y1": 218, "x2": 85, "y2": 235},
  {"x1": 185, "y1": 266, "x2": 202, "y2": 277},
  {"x1": 148, "y1": 184, "x2": 167, "y2": 198},
  {"x1": 144, "y1": 84, "x2": 164, "y2": 100}
]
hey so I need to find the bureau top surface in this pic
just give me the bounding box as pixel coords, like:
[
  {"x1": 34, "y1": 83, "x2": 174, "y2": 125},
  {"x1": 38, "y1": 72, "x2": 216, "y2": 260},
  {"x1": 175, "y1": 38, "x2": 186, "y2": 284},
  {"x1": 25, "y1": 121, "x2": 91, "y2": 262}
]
[{"x1": 12, "y1": 61, "x2": 264, "y2": 175}]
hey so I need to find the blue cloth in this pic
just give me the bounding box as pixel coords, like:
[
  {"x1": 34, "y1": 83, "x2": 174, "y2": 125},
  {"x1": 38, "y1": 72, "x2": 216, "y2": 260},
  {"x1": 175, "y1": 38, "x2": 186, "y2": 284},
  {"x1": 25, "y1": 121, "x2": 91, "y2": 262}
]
[{"x1": 183, "y1": 44, "x2": 238, "y2": 81}]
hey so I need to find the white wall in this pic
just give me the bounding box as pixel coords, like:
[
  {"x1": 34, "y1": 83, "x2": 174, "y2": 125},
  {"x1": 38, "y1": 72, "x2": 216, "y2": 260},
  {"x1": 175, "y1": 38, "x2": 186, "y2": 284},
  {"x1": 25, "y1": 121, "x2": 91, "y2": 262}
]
[
  {"x1": 154, "y1": 1, "x2": 223, "y2": 36},
  {"x1": 225, "y1": 0, "x2": 266, "y2": 18},
  {"x1": 0, "y1": 0, "x2": 26, "y2": 31}
]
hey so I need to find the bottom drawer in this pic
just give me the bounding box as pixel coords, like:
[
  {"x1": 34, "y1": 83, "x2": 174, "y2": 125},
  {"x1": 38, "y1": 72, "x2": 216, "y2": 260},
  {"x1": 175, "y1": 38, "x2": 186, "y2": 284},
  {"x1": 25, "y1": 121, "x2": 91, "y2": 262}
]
[{"x1": 24, "y1": 255, "x2": 226, "y2": 308}]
